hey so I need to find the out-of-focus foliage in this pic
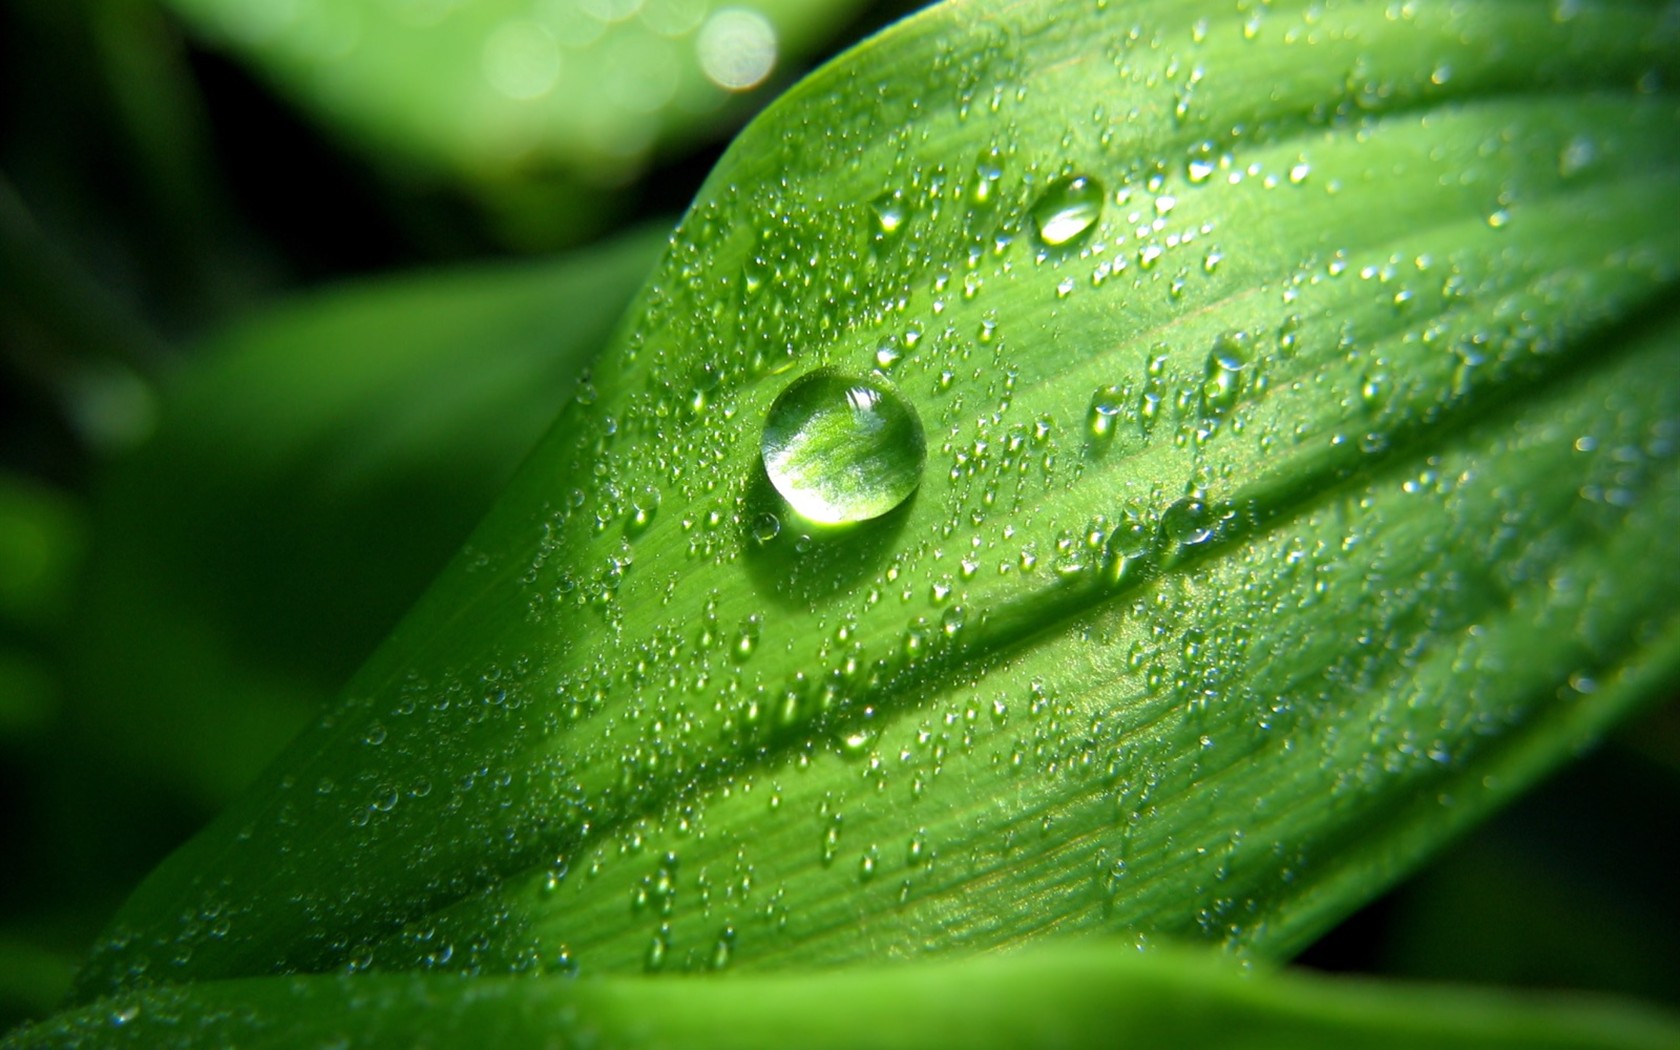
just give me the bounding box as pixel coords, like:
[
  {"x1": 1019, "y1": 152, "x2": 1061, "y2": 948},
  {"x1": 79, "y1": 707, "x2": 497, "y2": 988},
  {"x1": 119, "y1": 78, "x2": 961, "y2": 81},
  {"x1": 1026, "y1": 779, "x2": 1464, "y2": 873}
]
[
  {"x1": 14, "y1": 944, "x2": 1680, "y2": 1050},
  {"x1": 68, "y1": 230, "x2": 663, "y2": 806},
  {"x1": 154, "y1": 0, "x2": 876, "y2": 246}
]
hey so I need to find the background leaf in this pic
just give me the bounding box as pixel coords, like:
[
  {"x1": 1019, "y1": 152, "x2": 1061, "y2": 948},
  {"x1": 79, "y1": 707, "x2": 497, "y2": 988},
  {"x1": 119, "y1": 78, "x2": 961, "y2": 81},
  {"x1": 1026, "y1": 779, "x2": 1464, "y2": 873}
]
[
  {"x1": 65, "y1": 0, "x2": 1680, "y2": 1004},
  {"x1": 65, "y1": 228, "x2": 664, "y2": 809},
  {"x1": 0, "y1": 228, "x2": 664, "y2": 1027},
  {"x1": 12, "y1": 944, "x2": 1680, "y2": 1050},
  {"x1": 152, "y1": 0, "x2": 879, "y2": 245}
]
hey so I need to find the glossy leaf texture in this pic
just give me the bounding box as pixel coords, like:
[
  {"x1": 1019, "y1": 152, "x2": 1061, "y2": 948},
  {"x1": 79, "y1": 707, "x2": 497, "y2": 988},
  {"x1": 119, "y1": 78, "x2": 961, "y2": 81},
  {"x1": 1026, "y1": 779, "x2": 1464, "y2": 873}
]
[
  {"x1": 153, "y1": 0, "x2": 872, "y2": 188},
  {"x1": 15, "y1": 945, "x2": 1680, "y2": 1050},
  {"x1": 71, "y1": 0, "x2": 1680, "y2": 999},
  {"x1": 67, "y1": 230, "x2": 663, "y2": 804}
]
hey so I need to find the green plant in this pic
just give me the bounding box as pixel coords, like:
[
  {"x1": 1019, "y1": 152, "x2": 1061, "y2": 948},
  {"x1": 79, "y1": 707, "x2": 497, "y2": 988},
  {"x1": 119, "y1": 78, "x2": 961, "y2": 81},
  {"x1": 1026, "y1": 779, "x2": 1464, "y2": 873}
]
[{"x1": 3, "y1": 0, "x2": 1679, "y2": 1046}]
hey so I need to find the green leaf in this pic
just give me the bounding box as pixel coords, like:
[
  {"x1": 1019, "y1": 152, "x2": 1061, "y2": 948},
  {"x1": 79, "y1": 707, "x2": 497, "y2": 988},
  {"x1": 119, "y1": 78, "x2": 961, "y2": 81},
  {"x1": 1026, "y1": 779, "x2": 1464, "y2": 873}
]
[
  {"x1": 0, "y1": 474, "x2": 80, "y2": 743},
  {"x1": 0, "y1": 474, "x2": 81, "y2": 638},
  {"x1": 66, "y1": 230, "x2": 663, "y2": 804},
  {"x1": 0, "y1": 934, "x2": 78, "y2": 1033},
  {"x1": 153, "y1": 0, "x2": 873, "y2": 188},
  {"x1": 15, "y1": 946, "x2": 1680, "y2": 1050},
  {"x1": 70, "y1": 0, "x2": 1680, "y2": 1002}
]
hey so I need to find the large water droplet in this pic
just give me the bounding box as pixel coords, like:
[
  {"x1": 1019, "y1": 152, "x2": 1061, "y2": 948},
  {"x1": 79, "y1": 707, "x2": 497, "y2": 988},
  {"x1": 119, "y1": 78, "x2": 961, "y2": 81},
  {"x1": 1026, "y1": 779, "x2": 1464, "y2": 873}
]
[
  {"x1": 1030, "y1": 174, "x2": 1105, "y2": 248},
  {"x1": 761, "y1": 370, "x2": 926, "y2": 525}
]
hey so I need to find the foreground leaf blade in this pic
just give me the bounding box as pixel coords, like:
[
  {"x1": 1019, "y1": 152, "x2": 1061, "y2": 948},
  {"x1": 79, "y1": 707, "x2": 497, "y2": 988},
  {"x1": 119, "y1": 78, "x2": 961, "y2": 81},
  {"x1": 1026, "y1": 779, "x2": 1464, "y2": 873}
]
[
  {"x1": 18, "y1": 947, "x2": 1680, "y2": 1050},
  {"x1": 362, "y1": 308, "x2": 1680, "y2": 975},
  {"x1": 71, "y1": 0, "x2": 1680, "y2": 996}
]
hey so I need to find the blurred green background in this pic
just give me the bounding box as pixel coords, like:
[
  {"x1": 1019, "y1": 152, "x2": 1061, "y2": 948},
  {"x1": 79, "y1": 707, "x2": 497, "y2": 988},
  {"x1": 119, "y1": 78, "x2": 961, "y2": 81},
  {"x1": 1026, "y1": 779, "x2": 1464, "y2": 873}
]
[{"x1": 0, "y1": 0, "x2": 1675, "y2": 1034}]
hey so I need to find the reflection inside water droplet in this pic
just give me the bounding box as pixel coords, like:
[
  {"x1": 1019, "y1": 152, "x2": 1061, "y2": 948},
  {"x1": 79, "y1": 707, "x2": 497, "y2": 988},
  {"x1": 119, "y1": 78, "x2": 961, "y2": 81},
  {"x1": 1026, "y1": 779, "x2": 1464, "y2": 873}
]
[
  {"x1": 761, "y1": 370, "x2": 926, "y2": 525},
  {"x1": 1030, "y1": 174, "x2": 1105, "y2": 248}
]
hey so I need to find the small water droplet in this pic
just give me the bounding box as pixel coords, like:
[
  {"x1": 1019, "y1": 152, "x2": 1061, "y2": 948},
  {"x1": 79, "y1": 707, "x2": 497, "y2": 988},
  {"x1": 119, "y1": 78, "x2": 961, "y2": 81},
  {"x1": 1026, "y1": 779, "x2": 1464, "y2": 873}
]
[
  {"x1": 1359, "y1": 373, "x2": 1388, "y2": 409},
  {"x1": 625, "y1": 484, "x2": 661, "y2": 535},
  {"x1": 551, "y1": 946, "x2": 578, "y2": 978},
  {"x1": 734, "y1": 616, "x2": 761, "y2": 662},
  {"x1": 1103, "y1": 856, "x2": 1128, "y2": 895},
  {"x1": 761, "y1": 370, "x2": 927, "y2": 525},
  {"x1": 940, "y1": 605, "x2": 967, "y2": 636},
  {"x1": 1030, "y1": 174, "x2": 1105, "y2": 248},
  {"x1": 711, "y1": 925, "x2": 736, "y2": 970},
  {"x1": 908, "y1": 831, "x2": 929, "y2": 865},
  {"x1": 972, "y1": 160, "x2": 1003, "y2": 205},
  {"x1": 1201, "y1": 331, "x2": 1252, "y2": 416},
  {"x1": 839, "y1": 725, "x2": 877, "y2": 755},
  {"x1": 645, "y1": 925, "x2": 670, "y2": 972},
  {"x1": 1103, "y1": 511, "x2": 1156, "y2": 587},
  {"x1": 1162, "y1": 497, "x2": 1215, "y2": 548},
  {"x1": 371, "y1": 785, "x2": 399, "y2": 812},
  {"x1": 1087, "y1": 386, "x2": 1126, "y2": 452},
  {"x1": 872, "y1": 191, "x2": 907, "y2": 236},
  {"x1": 821, "y1": 817, "x2": 843, "y2": 865},
  {"x1": 751, "y1": 512, "x2": 782, "y2": 545}
]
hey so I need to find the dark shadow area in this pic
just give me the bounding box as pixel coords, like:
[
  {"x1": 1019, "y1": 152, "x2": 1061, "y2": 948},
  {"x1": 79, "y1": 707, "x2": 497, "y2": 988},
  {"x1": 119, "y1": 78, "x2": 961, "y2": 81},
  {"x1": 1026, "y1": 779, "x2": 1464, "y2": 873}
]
[
  {"x1": 739, "y1": 464, "x2": 912, "y2": 609},
  {"x1": 1297, "y1": 717, "x2": 1680, "y2": 1007}
]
